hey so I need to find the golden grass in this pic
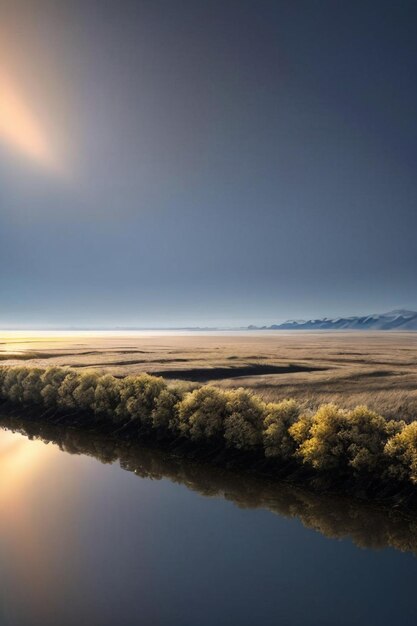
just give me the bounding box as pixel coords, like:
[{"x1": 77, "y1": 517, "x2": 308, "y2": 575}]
[{"x1": 0, "y1": 331, "x2": 416, "y2": 420}]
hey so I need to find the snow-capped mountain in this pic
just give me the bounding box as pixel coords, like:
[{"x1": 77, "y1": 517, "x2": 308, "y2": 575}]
[{"x1": 253, "y1": 310, "x2": 417, "y2": 330}]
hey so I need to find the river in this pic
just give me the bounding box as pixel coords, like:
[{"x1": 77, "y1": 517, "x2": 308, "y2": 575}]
[{"x1": 0, "y1": 423, "x2": 416, "y2": 626}]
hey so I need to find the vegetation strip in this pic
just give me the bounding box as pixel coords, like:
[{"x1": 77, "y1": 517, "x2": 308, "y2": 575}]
[{"x1": 1, "y1": 365, "x2": 417, "y2": 505}]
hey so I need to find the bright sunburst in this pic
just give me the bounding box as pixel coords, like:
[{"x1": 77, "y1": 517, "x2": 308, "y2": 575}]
[{"x1": 0, "y1": 68, "x2": 61, "y2": 173}]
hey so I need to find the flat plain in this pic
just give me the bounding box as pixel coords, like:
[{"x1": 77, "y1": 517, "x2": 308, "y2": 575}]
[{"x1": 1, "y1": 330, "x2": 417, "y2": 420}]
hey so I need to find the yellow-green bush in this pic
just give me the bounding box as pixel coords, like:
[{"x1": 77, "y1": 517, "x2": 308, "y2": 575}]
[
  {"x1": 94, "y1": 375, "x2": 122, "y2": 419},
  {"x1": 177, "y1": 386, "x2": 230, "y2": 441},
  {"x1": 291, "y1": 403, "x2": 403, "y2": 473},
  {"x1": 345, "y1": 406, "x2": 403, "y2": 472},
  {"x1": 224, "y1": 388, "x2": 265, "y2": 450},
  {"x1": 21, "y1": 368, "x2": 44, "y2": 405},
  {"x1": 40, "y1": 367, "x2": 70, "y2": 406},
  {"x1": 263, "y1": 399, "x2": 300, "y2": 459},
  {"x1": 117, "y1": 374, "x2": 166, "y2": 425},
  {"x1": 1, "y1": 365, "x2": 417, "y2": 495},
  {"x1": 385, "y1": 422, "x2": 417, "y2": 483},
  {"x1": 152, "y1": 386, "x2": 184, "y2": 433},
  {"x1": 58, "y1": 370, "x2": 84, "y2": 409},
  {"x1": 72, "y1": 372, "x2": 101, "y2": 412},
  {"x1": 2, "y1": 367, "x2": 31, "y2": 404}
]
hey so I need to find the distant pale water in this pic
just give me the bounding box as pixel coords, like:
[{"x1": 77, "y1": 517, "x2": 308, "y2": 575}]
[{"x1": 0, "y1": 427, "x2": 416, "y2": 626}]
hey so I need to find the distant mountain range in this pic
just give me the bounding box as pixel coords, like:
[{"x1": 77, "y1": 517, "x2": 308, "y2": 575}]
[
  {"x1": 248, "y1": 310, "x2": 417, "y2": 331},
  {"x1": 8, "y1": 310, "x2": 417, "y2": 332}
]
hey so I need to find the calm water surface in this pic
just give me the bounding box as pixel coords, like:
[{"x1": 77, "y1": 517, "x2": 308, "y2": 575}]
[{"x1": 0, "y1": 426, "x2": 416, "y2": 626}]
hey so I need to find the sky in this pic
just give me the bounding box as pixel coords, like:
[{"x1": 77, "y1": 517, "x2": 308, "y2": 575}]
[{"x1": 0, "y1": 0, "x2": 416, "y2": 328}]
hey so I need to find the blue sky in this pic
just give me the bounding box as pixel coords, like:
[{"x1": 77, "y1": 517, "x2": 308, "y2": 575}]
[{"x1": 1, "y1": 0, "x2": 416, "y2": 327}]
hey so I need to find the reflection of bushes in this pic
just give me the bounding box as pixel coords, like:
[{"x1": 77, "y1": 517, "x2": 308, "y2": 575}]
[
  {"x1": 1, "y1": 365, "x2": 417, "y2": 500},
  {"x1": 4, "y1": 415, "x2": 417, "y2": 555}
]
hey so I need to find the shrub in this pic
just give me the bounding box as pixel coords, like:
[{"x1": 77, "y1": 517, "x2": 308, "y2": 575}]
[
  {"x1": 40, "y1": 367, "x2": 70, "y2": 407},
  {"x1": 291, "y1": 403, "x2": 403, "y2": 474},
  {"x1": 152, "y1": 386, "x2": 184, "y2": 433},
  {"x1": 94, "y1": 375, "x2": 122, "y2": 419},
  {"x1": 0, "y1": 367, "x2": 7, "y2": 394},
  {"x1": 263, "y1": 399, "x2": 300, "y2": 459},
  {"x1": 21, "y1": 368, "x2": 44, "y2": 405},
  {"x1": 0, "y1": 366, "x2": 44, "y2": 406},
  {"x1": 2, "y1": 364, "x2": 417, "y2": 497},
  {"x1": 57, "y1": 370, "x2": 82, "y2": 409},
  {"x1": 2, "y1": 367, "x2": 30, "y2": 404},
  {"x1": 344, "y1": 406, "x2": 403, "y2": 472},
  {"x1": 117, "y1": 374, "x2": 166, "y2": 426},
  {"x1": 177, "y1": 386, "x2": 230, "y2": 441},
  {"x1": 289, "y1": 410, "x2": 314, "y2": 448},
  {"x1": 384, "y1": 422, "x2": 417, "y2": 483},
  {"x1": 224, "y1": 388, "x2": 266, "y2": 450},
  {"x1": 71, "y1": 372, "x2": 101, "y2": 412}
]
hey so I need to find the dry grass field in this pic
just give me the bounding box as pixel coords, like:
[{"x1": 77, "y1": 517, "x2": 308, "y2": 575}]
[{"x1": 1, "y1": 330, "x2": 417, "y2": 420}]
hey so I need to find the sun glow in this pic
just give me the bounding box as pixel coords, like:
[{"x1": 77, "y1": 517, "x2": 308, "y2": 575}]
[{"x1": 0, "y1": 68, "x2": 62, "y2": 173}]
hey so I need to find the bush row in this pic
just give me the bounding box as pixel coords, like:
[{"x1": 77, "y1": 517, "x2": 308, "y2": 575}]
[{"x1": 0, "y1": 366, "x2": 416, "y2": 488}]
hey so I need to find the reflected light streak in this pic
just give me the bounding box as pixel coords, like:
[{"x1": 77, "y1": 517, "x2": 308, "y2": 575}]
[
  {"x1": 0, "y1": 431, "x2": 74, "y2": 621},
  {"x1": 0, "y1": 431, "x2": 56, "y2": 500}
]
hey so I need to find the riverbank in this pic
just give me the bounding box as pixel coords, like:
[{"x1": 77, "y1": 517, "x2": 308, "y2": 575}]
[
  {"x1": 1, "y1": 365, "x2": 417, "y2": 509},
  {"x1": 1, "y1": 331, "x2": 417, "y2": 420}
]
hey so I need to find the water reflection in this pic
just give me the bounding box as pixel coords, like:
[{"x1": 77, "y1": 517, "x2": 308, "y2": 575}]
[
  {"x1": 2, "y1": 416, "x2": 417, "y2": 556},
  {"x1": 0, "y1": 427, "x2": 87, "y2": 626}
]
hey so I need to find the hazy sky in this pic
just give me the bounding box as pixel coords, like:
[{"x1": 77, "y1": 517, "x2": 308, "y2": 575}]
[{"x1": 1, "y1": 0, "x2": 416, "y2": 327}]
